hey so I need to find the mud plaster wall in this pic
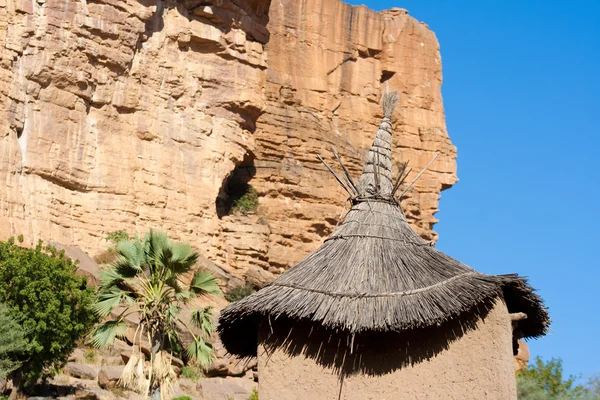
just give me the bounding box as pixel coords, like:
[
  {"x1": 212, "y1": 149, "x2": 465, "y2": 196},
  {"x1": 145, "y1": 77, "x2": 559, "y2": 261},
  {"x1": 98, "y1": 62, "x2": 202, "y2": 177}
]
[{"x1": 257, "y1": 301, "x2": 517, "y2": 400}]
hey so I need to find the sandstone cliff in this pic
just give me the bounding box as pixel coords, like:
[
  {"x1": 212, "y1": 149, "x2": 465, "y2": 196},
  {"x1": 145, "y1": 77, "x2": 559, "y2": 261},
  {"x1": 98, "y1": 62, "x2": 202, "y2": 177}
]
[{"x1": 0, "y1": 0, "x2": 457, "y2": 283}]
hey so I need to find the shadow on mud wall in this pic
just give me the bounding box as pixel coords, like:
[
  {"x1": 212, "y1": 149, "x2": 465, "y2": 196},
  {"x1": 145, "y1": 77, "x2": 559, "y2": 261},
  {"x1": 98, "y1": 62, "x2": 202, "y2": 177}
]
[{"x1": 258, "y1": 302, "x2": 494, "y2": 377}]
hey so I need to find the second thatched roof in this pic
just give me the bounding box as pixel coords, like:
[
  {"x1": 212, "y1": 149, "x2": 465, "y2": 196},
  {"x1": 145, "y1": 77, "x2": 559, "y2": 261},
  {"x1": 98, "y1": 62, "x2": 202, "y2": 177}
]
[{"x1": 218, "y1": 91, "x2": 549, "y2": 358}]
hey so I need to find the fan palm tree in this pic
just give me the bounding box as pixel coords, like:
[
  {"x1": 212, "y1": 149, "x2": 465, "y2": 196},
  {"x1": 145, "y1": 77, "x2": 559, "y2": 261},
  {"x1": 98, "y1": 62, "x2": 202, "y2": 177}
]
[{"x1": 92, "y1": 230, "x2": 222, "y2": 400}]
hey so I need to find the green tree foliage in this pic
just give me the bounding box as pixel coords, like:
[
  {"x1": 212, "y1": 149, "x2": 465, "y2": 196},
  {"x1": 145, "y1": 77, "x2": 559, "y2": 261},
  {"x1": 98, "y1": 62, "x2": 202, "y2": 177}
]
[
  {"x1": 92, "y1": 230, "x2": 222, "y2": 399},
  {"x1": 518, "y1": 375, "x2": 556, "y2": 400},
  {"x1": 588, "y1": 374, "x2": 600, "y2": 398},
  {"x1": 0, "y1": 238, "x2": 97, "y2": 388},
  {"x1": 0, "y1": 303, "x2": 28, "y2": 378},
  {"x1": 248, "y1": 388, "x2": 259, "y2": 400},
  {"x1": 517, "y1": 357, "x2": 592, "y2": 399}
]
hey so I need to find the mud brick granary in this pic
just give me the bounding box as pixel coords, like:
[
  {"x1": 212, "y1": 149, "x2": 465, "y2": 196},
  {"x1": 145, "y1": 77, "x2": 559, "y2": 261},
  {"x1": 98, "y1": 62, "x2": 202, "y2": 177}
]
[{"x1": 218, "y1": 91, "x2": 549, "y2": 400}]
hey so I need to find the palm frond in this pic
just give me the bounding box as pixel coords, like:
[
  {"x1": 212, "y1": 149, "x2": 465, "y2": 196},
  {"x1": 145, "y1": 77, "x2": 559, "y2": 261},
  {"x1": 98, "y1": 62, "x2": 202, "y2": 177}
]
[
  {"x1": 190, "y1": 271, "x2": 222, "y2": 297},
  {"x1": 164, "y1": 327, "x2": 182, "y2": 351},
  {"x1": 93, "y1": 288, "x2": 125, "y2": 318},
  {"x1": 191, "y1": 306, "x2": 215, "y2": 337},
  {"x1": 164, "y1": 275, "x2": 185, "y2": 298},
  {"x1": 115, "y1": 237, "x2": 146, "y2": 268},
  {"x1": 98, "y1": 267, "x2": 126, "y2": 289},
  {"x1": 185, "y1": 337, "x2": 213, "y2": 367},
  {"x1": 168, "y1": 304, "x2": 181, "y2": 320},
  {"x1": 175, "y1": 290, "x2": 192, "y2": 303},
  {"x1": 92, "y1": 320, "x2": 128, "y2": 348},
  {"x1": 113, "y1": 256, "x2": 143, "y2": 280},
  {"x1": 169, "y1": 242, "x2": 199, "y2": 274},
  {"x1": 145, "y1": 229, "x2": 169, "y2": 273}
]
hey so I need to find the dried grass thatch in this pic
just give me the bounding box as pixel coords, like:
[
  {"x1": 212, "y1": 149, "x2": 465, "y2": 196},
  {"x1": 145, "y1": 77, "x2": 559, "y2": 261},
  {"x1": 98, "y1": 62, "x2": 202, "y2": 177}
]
[{"x1": 218, "y1": 90, "x2": 550, "y2": 358}]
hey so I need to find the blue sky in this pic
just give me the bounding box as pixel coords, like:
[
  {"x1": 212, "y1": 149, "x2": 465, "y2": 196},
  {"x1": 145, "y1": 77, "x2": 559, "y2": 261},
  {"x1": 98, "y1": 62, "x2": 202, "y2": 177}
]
[{"x1": 347, "y1": 0, "x2": 599, "y2": 380}]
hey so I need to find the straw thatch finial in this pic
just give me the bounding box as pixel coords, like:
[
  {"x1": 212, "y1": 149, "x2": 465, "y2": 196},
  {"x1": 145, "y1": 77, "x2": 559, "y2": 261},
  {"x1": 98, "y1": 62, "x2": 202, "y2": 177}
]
[
  {"x1": 382, "y1": 90, "x2": 399, "y2": 119},
  {"x1": 356, "y1": 90, "x2": 399, "y2": 196}
]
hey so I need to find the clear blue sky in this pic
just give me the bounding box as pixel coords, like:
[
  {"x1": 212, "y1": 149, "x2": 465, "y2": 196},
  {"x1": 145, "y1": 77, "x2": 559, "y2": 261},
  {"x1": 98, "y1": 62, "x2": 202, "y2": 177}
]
[{"x1": 348, "y1": 0, "x2": 599, "y2": 380}]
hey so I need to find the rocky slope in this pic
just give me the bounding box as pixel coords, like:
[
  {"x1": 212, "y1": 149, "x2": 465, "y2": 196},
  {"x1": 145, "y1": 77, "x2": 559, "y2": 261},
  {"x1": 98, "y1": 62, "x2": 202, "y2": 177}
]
[{"x1": 0, "y1": 0, "x2": 456, "y2": 284}]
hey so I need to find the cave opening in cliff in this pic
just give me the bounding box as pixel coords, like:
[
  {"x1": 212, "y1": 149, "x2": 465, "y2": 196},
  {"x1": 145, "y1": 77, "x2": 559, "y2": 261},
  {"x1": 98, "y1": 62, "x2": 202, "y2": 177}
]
[
  {"x1": 216, "y1": 152, "x2": 257, "y2": 218},
  {"x1": 380, "y1": 70, "x2": 395, "y2": 84}
]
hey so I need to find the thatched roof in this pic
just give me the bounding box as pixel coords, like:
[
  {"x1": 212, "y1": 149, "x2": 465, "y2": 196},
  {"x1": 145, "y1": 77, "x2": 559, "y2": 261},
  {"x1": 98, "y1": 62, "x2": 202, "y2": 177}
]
[{"x1": 218, "y1": 91, "x2": 549, "y2": 358}]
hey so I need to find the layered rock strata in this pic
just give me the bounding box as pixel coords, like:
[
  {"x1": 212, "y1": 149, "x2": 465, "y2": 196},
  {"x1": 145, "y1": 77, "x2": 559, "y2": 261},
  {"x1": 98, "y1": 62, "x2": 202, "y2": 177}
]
[{"x1": 0, "y1": 0, "x2": 457, "y2": 283}]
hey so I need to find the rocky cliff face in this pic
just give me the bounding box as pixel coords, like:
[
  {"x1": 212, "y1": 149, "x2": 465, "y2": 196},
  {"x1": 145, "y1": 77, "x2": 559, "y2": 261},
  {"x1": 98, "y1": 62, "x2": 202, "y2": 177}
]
[{"x1": 0, "y1": 0, "x2": 457, "y2": 283}]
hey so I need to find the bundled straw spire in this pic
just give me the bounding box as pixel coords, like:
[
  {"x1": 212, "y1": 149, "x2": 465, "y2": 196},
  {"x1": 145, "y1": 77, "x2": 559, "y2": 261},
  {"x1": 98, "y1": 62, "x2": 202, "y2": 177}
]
[
  {"x1": 218, "y1": 90, "x2": 549, "y2": 358},
  {"x1": 356, "y1": 91, "x2": 398, "y2": 196}
]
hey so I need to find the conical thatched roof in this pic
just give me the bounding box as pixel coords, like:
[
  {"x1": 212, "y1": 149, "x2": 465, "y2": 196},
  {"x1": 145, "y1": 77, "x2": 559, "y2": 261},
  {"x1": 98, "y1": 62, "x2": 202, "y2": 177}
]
[{"x1": 218, "y1": 91, "x2": 549, "y2": 358}]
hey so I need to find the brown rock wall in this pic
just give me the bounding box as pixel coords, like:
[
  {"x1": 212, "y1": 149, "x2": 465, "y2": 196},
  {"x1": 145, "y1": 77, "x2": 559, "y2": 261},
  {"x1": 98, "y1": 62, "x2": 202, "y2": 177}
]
[{"x1": 0, "y1": 0, "x2": 457, "y2": 282}]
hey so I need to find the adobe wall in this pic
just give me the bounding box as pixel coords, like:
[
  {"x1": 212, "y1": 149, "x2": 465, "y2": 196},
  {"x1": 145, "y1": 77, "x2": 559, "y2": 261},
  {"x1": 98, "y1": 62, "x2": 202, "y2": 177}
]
[{"x1": 257, "y1": 301, "x2": 516, "y2": 400}]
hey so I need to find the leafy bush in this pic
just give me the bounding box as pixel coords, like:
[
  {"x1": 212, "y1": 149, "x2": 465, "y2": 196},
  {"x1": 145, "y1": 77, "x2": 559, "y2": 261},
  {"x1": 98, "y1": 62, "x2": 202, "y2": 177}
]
[
  {"x1": 588, "y1": 374, "x2": 600, "y2": 398},
  {"x1": 83, "y1": 348, "x2": 97, "y2": 363},
  {"x1": 0, "y1": 237, "x2": 97, "y2": 390},
  {"x1": 105, "y1": 230, "x2": 130, "y2": 245},
  {"x1": 517, "y1": 357, "x2": 590, "y2": 399},
  {"x1": 248, "y1": 388, "x2": 258, "y2": 400},
  {"x1": 232, "y1": 185, "x2": 259, "y2": 215},
  {"x1": 517, "y1": 375, "x2": 548, "y2": 400},
  {"x1": 172, "y1": 397, "x2": 192, "y2": 400},
  {"x1": 180, "y1": 365, "x2": 203, "y2": 381},
  {"x1": 0, "y1": 303, "x2": 28, "y2": 377},
  {"x1": 94, "y1": 230, "x2": 131, "y2": 265},
  {"x1": 225, "y1": 283, "x2": 256, "y2": 303}
]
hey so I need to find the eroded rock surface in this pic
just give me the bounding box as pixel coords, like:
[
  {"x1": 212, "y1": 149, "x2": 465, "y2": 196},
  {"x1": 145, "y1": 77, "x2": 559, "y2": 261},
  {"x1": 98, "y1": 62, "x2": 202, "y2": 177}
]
[{"x1": 0, "y1": 0, "x2": 457, "y2": 283}]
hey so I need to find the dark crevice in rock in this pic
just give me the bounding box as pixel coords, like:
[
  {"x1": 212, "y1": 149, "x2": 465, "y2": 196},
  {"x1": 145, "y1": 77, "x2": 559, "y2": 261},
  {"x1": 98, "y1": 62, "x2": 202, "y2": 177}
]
[
  {"x1": 327, "y1": 54, "x2": 357, "y2": 76},
  {"x1": 32, "y1": 171, "x2": 91, "y2": 193},
  {"x1": 380, "y1": 70, "x2": 395, "y2": 83},
  {"x1": 216, "y1": 152, "x2": 257, "y2": 218},
  {"x1": 440, "y1": 182, "x2": 452, "y2": 191},
  {"x1": 358, "y1": 48, "x2": 382, "y2": 59},
  {"x1": 222, "y1": 102, "x2": 264, "y2": 133}
]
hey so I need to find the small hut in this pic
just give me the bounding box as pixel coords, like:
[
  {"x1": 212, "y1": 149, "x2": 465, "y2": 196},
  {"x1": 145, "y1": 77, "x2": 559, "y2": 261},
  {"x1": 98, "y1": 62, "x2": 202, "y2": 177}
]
[{"x1": 218, "y1": 91, "x2": 549, "y2": 400}]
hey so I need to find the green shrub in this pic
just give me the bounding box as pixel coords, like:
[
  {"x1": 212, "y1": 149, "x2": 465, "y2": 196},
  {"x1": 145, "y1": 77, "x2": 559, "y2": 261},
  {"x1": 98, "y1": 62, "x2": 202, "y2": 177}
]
[
  {"x1": 172, "y1": 396, "x2": 193, "y2": 400},
  {"x1": 180, "y1": 365, "x2": 203, "y2": 381},
  {"x1": 225, "y1": 283, "x2": 256, "y2": 303},
  {"x1": 83, "y1": 348, "x2": 97, "y2": 363},
  {"x1": 248, "y1": 388, "x2": 258, "y2": 400},
  {"x1": 232, "y1": 185, "x2": 259, "y2": 215},
  {"x1": 105, "y1": 230, "x2": 130, "y2": 245},
  {"x1": 0, "y1": 237, "x2": 97, "y2": 390},
  {"x1": 0, "y1": 302, "x2": 28, "y2": 377},
  {"x1": 94, "y1": 230, "x2": 131, "y2": 265},
  {"x1": 517, "y1": 357, "x2": 590, "y2": 399}
]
